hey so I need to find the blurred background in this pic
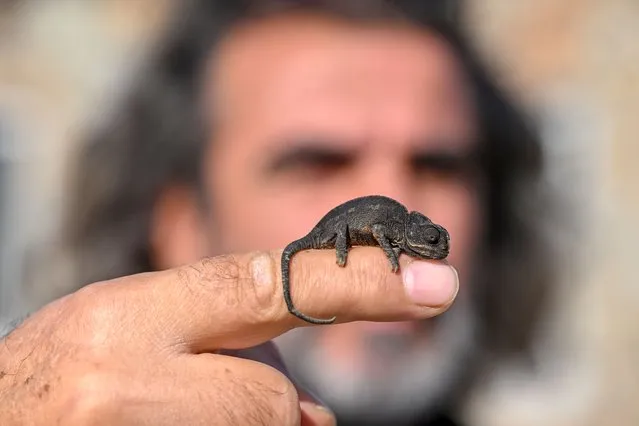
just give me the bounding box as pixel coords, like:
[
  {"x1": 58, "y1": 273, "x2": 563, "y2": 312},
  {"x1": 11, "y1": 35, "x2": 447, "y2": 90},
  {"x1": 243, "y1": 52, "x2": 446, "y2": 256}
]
[{"x1": 0, "y1": 1, "x2": 637, "y2": 425}]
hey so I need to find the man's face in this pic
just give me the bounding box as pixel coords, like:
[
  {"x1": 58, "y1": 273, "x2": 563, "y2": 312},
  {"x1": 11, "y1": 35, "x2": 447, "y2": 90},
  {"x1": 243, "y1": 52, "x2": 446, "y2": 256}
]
[{"x1": 160, "y1": 13, "x2": 483, "y2": 422}]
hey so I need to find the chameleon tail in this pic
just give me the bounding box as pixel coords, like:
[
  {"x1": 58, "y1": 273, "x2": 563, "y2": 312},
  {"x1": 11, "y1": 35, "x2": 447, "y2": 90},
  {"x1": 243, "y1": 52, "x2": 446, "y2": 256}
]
[{"x1": 282, "y1": 237, "x2": 337, "y2": 325}]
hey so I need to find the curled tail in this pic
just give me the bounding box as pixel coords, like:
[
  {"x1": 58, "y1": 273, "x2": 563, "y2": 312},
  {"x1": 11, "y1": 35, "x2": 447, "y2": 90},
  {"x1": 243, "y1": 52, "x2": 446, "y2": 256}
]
[{"x1": 282, "y1": 237, "x2": 337, "y2": 325}]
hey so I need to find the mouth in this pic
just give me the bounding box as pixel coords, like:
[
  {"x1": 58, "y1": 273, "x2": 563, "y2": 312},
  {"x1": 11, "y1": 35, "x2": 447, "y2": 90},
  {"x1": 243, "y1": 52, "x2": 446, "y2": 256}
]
[{"x1": 404, "y1": 245, "x2": 449, "y2": 260}]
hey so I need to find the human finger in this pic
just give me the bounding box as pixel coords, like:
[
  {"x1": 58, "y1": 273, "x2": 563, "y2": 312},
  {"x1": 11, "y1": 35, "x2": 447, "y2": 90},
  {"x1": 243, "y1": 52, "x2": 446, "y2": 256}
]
[
  {"x1": 75, "y1": 246, "x2": 458, "y2": 353},
  {"x1": 50, "y1": 354, "x2": 302, "y2": 426},
  {"x1": 217, "y1": 341, "x2": 335, "y2": 425}
]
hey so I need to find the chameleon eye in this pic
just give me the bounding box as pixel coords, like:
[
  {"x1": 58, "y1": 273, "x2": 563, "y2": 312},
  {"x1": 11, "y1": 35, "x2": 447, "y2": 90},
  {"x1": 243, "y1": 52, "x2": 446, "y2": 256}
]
[{"x1": 425, "y1": 227, "x2": 440, "y2": 244}]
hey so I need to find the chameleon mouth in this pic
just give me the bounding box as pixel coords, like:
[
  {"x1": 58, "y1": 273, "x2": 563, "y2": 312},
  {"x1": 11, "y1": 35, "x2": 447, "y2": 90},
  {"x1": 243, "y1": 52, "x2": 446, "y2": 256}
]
[{"x1": 404, "y1": 245, "x2": 449, "y2": 260}]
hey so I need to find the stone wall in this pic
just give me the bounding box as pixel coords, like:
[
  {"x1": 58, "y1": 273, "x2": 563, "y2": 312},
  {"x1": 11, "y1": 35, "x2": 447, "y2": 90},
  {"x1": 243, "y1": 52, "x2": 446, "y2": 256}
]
[
  {"x1": 462, "y1": 1, "x2": 639, "y2": 425},
  {"x1": 0, "y1": 0, "x2": 174, "y2": 322}
]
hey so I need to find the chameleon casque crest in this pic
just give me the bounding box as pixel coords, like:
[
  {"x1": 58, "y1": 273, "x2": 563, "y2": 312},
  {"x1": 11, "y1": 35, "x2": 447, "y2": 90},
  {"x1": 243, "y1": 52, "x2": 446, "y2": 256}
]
[{"x1": 281, "y1": 195, "x2": 451, "y2": 324}]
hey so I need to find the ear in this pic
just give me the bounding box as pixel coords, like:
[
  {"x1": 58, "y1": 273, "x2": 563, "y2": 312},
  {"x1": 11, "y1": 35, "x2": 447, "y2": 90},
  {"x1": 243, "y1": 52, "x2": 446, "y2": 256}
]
[{"x1": 149, "y1": 184, "x2": 210, "y2": 270}]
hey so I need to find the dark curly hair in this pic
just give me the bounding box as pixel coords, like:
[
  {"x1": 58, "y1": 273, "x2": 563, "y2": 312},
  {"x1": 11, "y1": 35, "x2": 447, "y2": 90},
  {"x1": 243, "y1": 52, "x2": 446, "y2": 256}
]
[{"x1": 63, "y1": 0, "x2": 557, "y2": 412}]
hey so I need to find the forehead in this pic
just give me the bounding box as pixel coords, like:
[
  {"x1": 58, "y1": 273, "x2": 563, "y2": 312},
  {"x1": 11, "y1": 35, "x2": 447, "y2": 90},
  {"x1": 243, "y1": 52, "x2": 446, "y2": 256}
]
[{"x1": 204, "y1": 12, "x2": 476, "y2": 143}]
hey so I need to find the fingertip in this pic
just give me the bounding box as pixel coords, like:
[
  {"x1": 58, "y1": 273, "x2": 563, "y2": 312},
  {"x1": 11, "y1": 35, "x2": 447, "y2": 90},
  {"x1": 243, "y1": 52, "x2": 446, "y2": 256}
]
[
  {"x1": 402, "y1": 260, "x2": 459, "y2": 308},
  {"x1": 300, "y1": 401, "x2": 336, "y2": 426}
]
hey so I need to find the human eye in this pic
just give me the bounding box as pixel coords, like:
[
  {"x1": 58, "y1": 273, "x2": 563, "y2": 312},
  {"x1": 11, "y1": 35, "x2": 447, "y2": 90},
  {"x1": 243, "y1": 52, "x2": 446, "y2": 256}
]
[{"x1": 263, "y1": 141, "x2": 355, "y2": 181}]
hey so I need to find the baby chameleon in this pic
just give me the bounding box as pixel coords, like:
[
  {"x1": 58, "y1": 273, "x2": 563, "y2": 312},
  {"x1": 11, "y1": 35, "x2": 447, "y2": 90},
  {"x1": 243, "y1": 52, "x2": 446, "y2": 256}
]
[{"x1": 281, "y1": 195, "x2": 451, "y2": 325}]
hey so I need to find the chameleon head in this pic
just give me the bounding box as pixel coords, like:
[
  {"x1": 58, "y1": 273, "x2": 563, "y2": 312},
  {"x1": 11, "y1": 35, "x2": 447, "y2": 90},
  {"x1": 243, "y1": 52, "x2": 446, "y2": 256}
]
[{"x1": 404, "y1": 211, "x2": 450, "y2": 260}]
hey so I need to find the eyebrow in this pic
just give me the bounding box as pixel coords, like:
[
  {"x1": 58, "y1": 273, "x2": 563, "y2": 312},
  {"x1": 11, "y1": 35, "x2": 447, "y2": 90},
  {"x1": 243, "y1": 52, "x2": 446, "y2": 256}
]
[
  {"x1": 262, "y1": 136, "x2": 480, "y2": 175},
  {"x1": 411, "y1": 149, "x2": 472, "y2": 164},
  {"x1": 409, "y1": 144, "x2": 480, "y2": 172},
  {"x1": 263, "y1": 142, "x2": 358, "y2": 174}
]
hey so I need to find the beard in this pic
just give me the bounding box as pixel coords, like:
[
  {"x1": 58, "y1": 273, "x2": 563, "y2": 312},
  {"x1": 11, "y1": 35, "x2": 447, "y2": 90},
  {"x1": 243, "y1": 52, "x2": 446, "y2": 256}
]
[{"x1": 275, "y1": 290, "x2": 479, "y2": 425}]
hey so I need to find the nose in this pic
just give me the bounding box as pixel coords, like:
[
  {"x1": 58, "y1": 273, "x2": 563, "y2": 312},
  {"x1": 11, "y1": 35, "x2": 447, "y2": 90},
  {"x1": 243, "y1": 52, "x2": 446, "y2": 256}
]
[
  {"x1": 349, "y1": 160, "x2": 414, "y2": 208},
  {"x1": 441, "y1": 227, "x2": 451, "y2": 249}
]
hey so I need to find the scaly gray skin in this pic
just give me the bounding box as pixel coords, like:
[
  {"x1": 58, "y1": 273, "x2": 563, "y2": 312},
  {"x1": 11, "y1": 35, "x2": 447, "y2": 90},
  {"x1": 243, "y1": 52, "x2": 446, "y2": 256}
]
[{"x1": 281, "y1": 195, "x2": 451, "y2": 325}]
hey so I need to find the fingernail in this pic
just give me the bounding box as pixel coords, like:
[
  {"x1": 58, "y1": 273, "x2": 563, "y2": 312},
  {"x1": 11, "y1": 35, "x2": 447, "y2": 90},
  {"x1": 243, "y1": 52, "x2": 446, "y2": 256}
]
[
  {"x1": 300, "y1": 401, "x2": 336, "y2": 426},
  {"x1": 403, "y1": 261, "x2": 459, "y2": 307}
]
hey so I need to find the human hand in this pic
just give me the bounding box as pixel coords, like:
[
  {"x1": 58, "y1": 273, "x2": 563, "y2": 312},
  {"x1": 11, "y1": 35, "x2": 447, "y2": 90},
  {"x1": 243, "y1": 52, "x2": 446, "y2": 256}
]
[{"x1": 0, "y1": 247, "x2": 458, "y2": 425}]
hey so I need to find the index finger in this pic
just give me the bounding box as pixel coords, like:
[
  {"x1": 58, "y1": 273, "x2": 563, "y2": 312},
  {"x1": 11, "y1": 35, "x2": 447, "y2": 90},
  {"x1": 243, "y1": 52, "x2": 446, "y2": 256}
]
[{"x1": 86, "y1": 247, "x2": 458, "y2": 353}]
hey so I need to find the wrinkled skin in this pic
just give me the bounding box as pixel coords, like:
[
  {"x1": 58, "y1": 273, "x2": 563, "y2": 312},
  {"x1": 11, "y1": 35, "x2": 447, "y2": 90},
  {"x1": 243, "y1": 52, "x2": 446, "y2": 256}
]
[
  {"x1": 0, "y1": 247, "x2": 458, "y2": 425},
  {"x1": 404, "y1": 212, "x2": 451, "y2": 260}
]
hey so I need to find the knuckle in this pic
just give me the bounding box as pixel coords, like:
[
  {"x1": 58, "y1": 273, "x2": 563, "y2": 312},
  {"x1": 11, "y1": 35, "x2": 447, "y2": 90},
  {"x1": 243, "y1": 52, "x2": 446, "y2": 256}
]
[
  {"x1": 174, "y1": 254, "x2": 244, "y2": 313},
  {"x1": 177, "y1": 252, "x2": 285, "y2": 326},
  {"x1": 274, "y1": 377, "x2": 300, "y2": 424},
  {"x1": 247, "y1": 367, "x2": 299, "y2": 426},
  {"x1": 240, "y1": 251, "x2": 284, "y2": 325},
  {"x1": 65, "y1": 284, "x2": 125, "y2": 350},
  {"x1": 61, "y1": 370, "x2": 117, "y2": 424},
  {"x1": 197, "y1": 255, "x2": 241, "y2": 283},
  {"x1": 186, "y1": 255, "x2": 241, "y2": 299},
  {"x1": 272, "y1": 373, "x2": 300, "y2": 425}
]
